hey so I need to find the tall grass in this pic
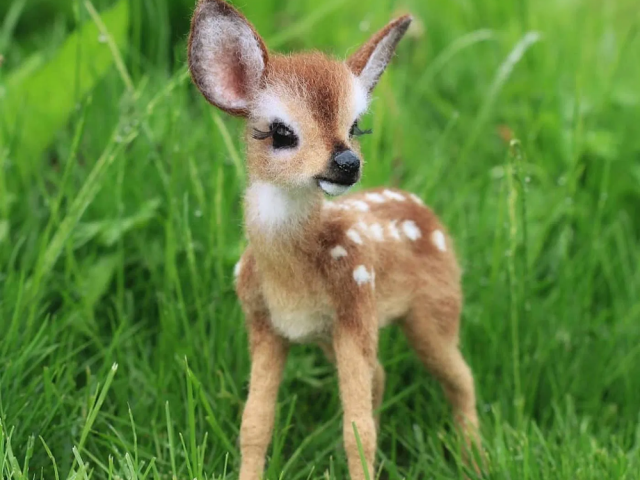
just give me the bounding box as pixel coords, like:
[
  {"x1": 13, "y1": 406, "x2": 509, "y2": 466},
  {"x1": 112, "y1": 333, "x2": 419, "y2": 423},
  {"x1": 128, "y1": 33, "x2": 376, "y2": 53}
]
[{"x1": 1, "y1": 0, "x2": 640, "y2": 478}]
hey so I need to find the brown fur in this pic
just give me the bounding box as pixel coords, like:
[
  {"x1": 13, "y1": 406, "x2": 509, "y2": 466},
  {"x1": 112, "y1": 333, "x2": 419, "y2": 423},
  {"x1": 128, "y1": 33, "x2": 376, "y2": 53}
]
[
  {"x1": 188, "y1": 2, "x2": 480, "y2": 478},
  {"x1": 264, "y1": 53, "x2": 352, "y2": 136},
  {"x1": 245, "y1": 54, "x2": 358, "y2": 188}
]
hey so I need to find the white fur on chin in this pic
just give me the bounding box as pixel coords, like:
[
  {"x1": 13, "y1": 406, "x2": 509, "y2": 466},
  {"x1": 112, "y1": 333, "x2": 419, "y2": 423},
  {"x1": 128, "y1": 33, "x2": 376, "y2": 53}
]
[{"x1": 318, "y1": 180, "x2": 351, "y2": 196}]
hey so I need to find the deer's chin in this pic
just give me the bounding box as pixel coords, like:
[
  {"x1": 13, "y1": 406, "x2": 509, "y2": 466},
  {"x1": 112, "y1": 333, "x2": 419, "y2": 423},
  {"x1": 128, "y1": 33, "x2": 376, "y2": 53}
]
[{"x1": 317, "y1": 179, "x2": 352, "y2": 196}]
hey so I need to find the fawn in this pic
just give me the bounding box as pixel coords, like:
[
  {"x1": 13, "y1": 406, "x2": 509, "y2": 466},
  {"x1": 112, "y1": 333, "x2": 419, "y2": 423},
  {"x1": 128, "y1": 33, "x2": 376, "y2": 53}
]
[{"x1": 188, "y1": 1, "x2": 480, "y2": 478}]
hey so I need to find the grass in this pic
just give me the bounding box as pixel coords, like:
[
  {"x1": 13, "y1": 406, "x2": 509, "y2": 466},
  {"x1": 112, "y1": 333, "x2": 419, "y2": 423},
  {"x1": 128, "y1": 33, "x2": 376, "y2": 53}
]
[{"x1": 1, "y1": 0, "x2": 640, "y2": 478}]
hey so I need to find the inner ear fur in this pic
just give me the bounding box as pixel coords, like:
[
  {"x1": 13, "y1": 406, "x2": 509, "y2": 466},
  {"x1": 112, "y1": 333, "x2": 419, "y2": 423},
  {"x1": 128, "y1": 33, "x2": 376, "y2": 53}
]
[
  {"x1": 188, "y1": 0, "x2": 269, "y2": 117},
  {"x1": 346, "y1": 15, "x2": 412, "y2": 93}
]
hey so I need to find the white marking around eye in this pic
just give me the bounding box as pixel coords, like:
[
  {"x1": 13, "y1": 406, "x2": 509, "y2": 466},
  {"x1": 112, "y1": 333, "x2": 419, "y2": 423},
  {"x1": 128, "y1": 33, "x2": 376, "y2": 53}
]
[
  {"x1": 402, "y1": 220, "x2": 422, "y2": 241},
  {"x1": 409, "y1": 193, "x2": 424, "y2": 205},
  {"x1": 432, "y1": 230, "x2": 447, "y2": 252},
  {"x1": 369, "y1": 223, "x2": 384, "y2": 241},
  {"x1": 353, "y1": 265, "x2": 373, "y2": 286},
  {"x1": 365, "y1": 192, "x2": 386, "y2": 203},
  {"x1": 388, "y1": 221, "x2": 401, "y2": 240},
  {"x1": 346, "y1": 228, "x2": 363, "y2": 245},
  {"x1": 253, "y1": 92, "x2": 297, "y2": 133},
  {"x1": 383, "y1": 189, "x2": 406, "y2": 201},
  {"x1": 331, "y1": 245, "x2": 348, "y2": 259},
  {"x1": 351, "y1": 73, "x2": 370, "y2": 118}
]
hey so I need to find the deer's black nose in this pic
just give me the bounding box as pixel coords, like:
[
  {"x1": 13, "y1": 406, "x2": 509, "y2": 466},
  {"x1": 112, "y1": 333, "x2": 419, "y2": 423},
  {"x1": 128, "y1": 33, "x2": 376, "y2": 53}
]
[{"x1": 332, "y1": 150, "x2": 360, "y2": 174}]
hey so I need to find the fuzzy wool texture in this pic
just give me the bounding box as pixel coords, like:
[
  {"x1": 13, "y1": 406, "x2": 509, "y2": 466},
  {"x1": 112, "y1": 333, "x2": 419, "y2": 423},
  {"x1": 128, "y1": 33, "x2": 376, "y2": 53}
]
[
  {"x1": 244, "y1": 181, "x2": 317, "y2": 237},
  {"x1": 365, "y1": 192, "x2": 386, "y2": 203},
  {"x1": 347, "y1": 15, "x2": 413, "y2": 92},
  {"x1": 189, "y1": 1, "x2": 266, "y2": 112},
  {"x1": 353, "y1": 265, "x2": 374, "y2": 286},
  {"x1": 351, "y1": 73, "x2": 370, "y2": 118},
  {"x1": 330, "y1": 245, "x2": 348, "y2": 259},
  {"x1": 402, "y1": 220, "x2": 422, "y2": 241},
  {"x1": 432, "y1": 229, "x2": 447, "y2": 252},
  {"x1": 188, "y1": 3, "x2": 479, "y2": 479},
  {"x1": 251, "y1": 92, "x2": 299, "y2": 136}
]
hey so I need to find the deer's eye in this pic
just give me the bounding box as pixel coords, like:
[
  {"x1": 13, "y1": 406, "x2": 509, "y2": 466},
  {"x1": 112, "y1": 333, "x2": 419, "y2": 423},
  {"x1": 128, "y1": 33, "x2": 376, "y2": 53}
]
[
  {"x1": 272, "y1": 122, "x2": 297, "y2": 149},
  {"x1": 349, "y1": 120, "x2": 372, "y2": 138},
  {"x1": 252, "y1": 122, "x2": 298, "y2": 149}
]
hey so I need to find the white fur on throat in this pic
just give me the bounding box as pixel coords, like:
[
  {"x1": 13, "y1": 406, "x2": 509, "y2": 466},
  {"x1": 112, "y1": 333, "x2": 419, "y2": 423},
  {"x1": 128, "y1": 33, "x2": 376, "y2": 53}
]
[
  {"x1": 193, "y1": 13, "x2": 265, "y2": 110},
  {"x1": 245, "y1": 181, "x2": 315, "y2": 235}
]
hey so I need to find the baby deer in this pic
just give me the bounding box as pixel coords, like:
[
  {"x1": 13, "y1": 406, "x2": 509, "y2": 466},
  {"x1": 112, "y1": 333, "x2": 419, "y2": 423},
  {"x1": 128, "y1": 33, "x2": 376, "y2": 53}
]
[{"x1": 188, "y1": 1, "x2": 480, "y2": 478}]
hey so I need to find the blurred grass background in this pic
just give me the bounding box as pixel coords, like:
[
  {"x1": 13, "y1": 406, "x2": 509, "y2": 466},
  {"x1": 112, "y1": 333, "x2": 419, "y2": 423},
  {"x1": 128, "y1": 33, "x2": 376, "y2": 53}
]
[{"x1": 1, "y1": 0, "x2": 640, "y2": 478}]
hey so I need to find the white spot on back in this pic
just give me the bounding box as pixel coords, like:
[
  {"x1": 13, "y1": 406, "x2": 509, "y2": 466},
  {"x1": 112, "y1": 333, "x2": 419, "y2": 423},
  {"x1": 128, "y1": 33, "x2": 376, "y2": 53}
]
[
  {"x1": 402, "y1": 220, "x2": 422, "y2": 241},
  {"x1": 353, "y1": 265, "x2": 373, "y2": 286},
  {"x1": 346, "y1": 228, "x2": 363, "y2": 245},
  {"x1": 365, "y1": 192, "x2": 386, "y2": 203},
  {"x1": 369, "y1": 223, "x2": 384, "y2": 241},
  {"x1": 388, "y1": 221, "x2": 401, "y2": 240},
  {"x1": 356, "y1": 221, "x2": 369, "y2": 233},
  {"x1": 347, "y1": 200, "x2": 370, "y2": 212},
  {"x1": 409, "y1": 193, "x2": 424, "y2": 204},
  {"x1": 329, "y1": 202, "x2": 350, "y2": 211},
  {"x1": 432, "y1": 229, "x2": 447, "y2": 251},
  {"x1": 383, "y1": 189, "x2": 406, "y2": 201},
  {"x1": 233, "y1": 260, "x2": 242, "y2": 279},
  {"x1": 330, "y1": 245, "x2": 348, "y2": 259}
]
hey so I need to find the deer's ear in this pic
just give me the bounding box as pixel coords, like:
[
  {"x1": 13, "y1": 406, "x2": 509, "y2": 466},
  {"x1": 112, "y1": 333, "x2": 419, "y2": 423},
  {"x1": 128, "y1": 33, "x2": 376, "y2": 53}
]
[
  {"x1": 346, "y1": 15, "x2": 412, "y2": 93},
  {"x1": 188, "y1": 0, "x2": 268, "y2": 116}
]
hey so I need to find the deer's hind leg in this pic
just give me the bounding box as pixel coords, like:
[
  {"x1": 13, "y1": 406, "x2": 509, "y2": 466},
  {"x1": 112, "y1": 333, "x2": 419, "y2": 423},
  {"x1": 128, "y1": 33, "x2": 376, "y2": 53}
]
[{"x1": 401, "y1": 294, "x2": 480, "y2": 459}]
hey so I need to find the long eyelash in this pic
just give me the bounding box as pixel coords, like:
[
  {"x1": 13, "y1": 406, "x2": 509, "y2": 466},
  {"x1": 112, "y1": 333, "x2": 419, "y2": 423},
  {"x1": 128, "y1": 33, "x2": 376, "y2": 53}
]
[
  {"x1": 252, "y1": 127, "x2": 274, "y2": 140},
  {"x1": 351, "y1": 123, "x2": 372, "y2": 136}
]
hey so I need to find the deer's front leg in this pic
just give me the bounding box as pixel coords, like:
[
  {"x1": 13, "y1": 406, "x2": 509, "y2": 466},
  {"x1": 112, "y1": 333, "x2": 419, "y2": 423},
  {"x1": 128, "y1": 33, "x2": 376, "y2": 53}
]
[
  {"x1": 333, "y1": 302, "x2": 378, "y2": 480},
  {"x1": 239, "y1": 314, "x2": 288, "y2": 480}
]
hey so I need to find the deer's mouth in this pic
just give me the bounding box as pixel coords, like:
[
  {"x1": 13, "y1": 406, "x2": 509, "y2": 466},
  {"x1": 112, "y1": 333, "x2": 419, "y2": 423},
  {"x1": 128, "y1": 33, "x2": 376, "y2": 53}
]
[{"x1": 315, "y1": 178, "x2": 353, "y2": 196}]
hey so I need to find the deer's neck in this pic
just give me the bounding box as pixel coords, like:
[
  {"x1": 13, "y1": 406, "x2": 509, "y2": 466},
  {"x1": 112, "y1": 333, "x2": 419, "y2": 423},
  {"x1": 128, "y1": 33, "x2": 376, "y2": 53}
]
[{"x1": 244, "y1": 180, "x2": 323, "y2": 266}]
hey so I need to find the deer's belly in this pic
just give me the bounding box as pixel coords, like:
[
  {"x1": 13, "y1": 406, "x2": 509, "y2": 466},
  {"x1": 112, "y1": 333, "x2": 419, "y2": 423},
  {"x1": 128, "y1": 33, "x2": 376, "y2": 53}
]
[
  {"x1": 269, "y1": 307, "x2": 334, "y2": 343},
  {"x1": 261, "y1": 275, "x2": 335, "y2": 342}
]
